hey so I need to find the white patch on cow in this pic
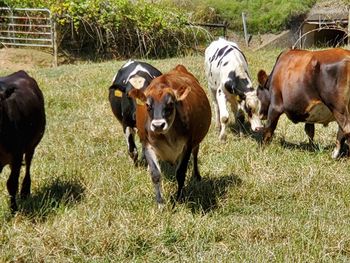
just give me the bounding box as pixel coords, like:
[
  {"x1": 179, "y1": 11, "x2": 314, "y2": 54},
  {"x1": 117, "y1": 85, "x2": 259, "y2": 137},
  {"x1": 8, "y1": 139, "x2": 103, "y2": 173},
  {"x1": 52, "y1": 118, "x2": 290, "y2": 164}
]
[
  {"x1": 305, "y1": 101, "x2": 335, "y2": 124},
  {"x1": 129, "y1": 74, "x2": 146, "y2": 90},
  {"x1": 111, "y1": 72, "x2": 118, "y2": 83},
  {"x1": 122, "y1": 60, "x2": 134, "y2": 69},
  {"x1": 126, "y1": 65, "x2": 154, "y2": 83},
  {"x1": 124, "y1": 126, "x2": 134, "y2": 149}
]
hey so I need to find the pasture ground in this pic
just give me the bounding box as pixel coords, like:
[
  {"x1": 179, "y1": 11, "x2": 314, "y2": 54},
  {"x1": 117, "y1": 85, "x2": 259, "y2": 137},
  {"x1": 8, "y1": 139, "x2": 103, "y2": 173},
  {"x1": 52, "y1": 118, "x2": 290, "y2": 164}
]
[{"x1": 1, "y1": 48, "x2": 350, "y2": 262}]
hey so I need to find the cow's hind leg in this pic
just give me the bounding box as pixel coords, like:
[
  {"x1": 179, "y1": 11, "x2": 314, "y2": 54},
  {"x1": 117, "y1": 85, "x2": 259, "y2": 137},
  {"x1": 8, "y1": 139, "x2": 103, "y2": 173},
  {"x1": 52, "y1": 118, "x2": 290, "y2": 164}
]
[
  {"x1": 7, "y1": 155, "x2": 22, "y2": 212},
  {"x1": 191, "y1": 145, "x2": 201, "y2": 181},
  {"x1": 125, "y1": 126, "x2": 138, "y2": 165},
  {"x1": 20, "y1": 148, "x2": 34, "y2": 199},
  {"x1": 332, "y1": 110, "x2": 350, "y2": 158},
  {"x1": 332, "y1": 127, "x2": 348, "y2": 159},
  {"x1": 304, "y1": 123, "x2": 315, "y2": 145},
  {"x1": 175, "y1": 148, "x2": 192, "y2": 202}
]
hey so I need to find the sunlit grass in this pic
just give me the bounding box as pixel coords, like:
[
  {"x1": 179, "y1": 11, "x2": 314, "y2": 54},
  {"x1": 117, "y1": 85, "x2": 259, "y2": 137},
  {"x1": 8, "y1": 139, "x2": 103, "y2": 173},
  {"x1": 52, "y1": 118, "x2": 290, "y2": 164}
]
[{"x1": 1, "y1": 49, "x2": 350, "y2": 261}]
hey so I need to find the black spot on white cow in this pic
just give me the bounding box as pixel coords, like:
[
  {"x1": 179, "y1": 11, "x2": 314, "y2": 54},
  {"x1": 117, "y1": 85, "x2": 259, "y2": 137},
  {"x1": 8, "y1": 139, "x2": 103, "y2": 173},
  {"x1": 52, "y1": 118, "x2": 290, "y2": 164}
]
[
  {"x1": 205, "y1": 38, "x2": 263, "y2": 141},
  {"x1": 109, "y1": 60, "x2": 162, "y2": 165}
]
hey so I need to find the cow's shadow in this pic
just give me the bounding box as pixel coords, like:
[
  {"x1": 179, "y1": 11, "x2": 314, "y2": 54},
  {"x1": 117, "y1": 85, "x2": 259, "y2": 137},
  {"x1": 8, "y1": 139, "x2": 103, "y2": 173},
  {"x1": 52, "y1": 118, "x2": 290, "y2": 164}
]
[
  {"x1": 280, "y1": 139, "x2": 350, "y2": 157},
  {"x1": 182, "y1": 173, "x2": 242, "y2": 213},
  {"x1": 279, "y1": 139, "x2": 335, "y2": 153},
  {"x1": 228, "y1": 121, "x2": 262, "y2": 142},
  {"x1": 18, "y1": 178, "x2": 84, "y2": 221}
]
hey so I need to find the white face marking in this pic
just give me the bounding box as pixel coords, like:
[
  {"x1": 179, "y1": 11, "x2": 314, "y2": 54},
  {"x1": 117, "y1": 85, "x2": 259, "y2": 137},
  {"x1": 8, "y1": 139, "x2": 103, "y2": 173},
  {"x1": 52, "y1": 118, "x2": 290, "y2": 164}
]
[
  {"x1": 129, "y1": 75, "x2": 146, "y2": 90},
  {"x1": 245, "y1": 91, "x2": 263, "y2": 131}
]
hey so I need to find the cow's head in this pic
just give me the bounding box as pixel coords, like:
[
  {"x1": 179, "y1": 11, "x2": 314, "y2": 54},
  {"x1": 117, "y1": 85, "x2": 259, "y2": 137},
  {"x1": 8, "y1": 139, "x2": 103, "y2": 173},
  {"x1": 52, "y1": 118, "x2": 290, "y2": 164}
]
[
  {"x1": 129, "y1": 84, "x2": 191, "y2": 134},
  {"x1": 224, "y1": 70, "x2": 263, "y2": 132},
  {"x1": 257, "y1": 70, "x2": 271, "y2": 120}
]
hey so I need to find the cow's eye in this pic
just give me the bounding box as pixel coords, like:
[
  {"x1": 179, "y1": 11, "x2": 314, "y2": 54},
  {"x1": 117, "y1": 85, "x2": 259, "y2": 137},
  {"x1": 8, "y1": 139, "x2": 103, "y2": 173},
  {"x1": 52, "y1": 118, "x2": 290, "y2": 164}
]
[{"x1": 146, "y1": 102, "x2": 152, "y2": 112}]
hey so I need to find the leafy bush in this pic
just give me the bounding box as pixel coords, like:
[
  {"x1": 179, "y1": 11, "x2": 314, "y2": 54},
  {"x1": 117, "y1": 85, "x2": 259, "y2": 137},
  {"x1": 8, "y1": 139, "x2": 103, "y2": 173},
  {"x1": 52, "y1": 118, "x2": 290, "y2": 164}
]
[{"x1": 2, "y1": 0, "x2": 211, "y2": 58}]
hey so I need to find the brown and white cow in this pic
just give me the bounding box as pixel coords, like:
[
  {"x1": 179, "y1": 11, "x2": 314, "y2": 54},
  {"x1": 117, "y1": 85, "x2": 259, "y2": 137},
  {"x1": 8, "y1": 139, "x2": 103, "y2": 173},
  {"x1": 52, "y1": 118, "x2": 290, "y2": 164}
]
[
  {"x1": 127, "y1": 65, "x2": 211, "y2": 206},
  {"x1": 0, "y1": 71, "x2": 46, "y2": 212},
  {"x1": 257, "y1": 48, "x2": 350, "y2": 158}
]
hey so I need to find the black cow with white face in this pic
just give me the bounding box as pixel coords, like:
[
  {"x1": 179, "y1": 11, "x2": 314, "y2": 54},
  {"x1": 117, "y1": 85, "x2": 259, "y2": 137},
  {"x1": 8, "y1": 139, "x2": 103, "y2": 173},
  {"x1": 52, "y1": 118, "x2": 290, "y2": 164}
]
[
  {"x1": 108, "y1": 60, "x2": 162, "y2": 165},
  {"x1": 0, "y1": 70, "x2": 46, "y2": 212}
]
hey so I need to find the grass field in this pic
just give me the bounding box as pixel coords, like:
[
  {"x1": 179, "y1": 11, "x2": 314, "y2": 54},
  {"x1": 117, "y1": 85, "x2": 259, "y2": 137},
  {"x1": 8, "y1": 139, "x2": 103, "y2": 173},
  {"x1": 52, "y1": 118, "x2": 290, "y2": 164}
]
[{"x1": 1, "y1": 48, "x2": 350, "y2": 262}]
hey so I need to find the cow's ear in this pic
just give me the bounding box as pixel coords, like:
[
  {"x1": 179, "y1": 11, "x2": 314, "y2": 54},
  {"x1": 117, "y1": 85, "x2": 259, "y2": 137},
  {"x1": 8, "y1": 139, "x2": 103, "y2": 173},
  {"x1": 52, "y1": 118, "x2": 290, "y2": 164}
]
[
  {"x1": 175, "y1": 86, "x2": 191, "y2": 101},
  {"x1": 257, "y1": 70, "x2": 268, "y2": 88},
  {"x1": 128, "y1": 88, "x2": 146, "y2": 105}
]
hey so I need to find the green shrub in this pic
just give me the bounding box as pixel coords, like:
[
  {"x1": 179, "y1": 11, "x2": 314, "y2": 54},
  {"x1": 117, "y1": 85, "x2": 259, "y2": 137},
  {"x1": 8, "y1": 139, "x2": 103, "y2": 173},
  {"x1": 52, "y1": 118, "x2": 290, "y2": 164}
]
[{"x1": 3, "y1": 0, "x2": 211, "y2": 58}]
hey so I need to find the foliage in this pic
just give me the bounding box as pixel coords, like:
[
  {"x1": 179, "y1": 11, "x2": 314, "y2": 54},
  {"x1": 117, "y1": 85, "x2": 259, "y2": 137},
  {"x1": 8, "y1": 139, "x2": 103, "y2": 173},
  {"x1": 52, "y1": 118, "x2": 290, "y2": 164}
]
[
  {"x1": 171, "y1": 0, "x2": 317, "y2": 34},
  {"x1": 2, "y1": 0, "x2": 210, "y2": 58}
]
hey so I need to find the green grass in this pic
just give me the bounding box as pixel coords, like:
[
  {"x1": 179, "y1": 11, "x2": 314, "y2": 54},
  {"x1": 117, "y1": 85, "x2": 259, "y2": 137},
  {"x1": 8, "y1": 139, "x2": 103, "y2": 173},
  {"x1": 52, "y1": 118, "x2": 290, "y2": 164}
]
[
  {"x1": 182, "y1": 0, "x2": 317, "y2": 33},
  {"x1": 1, "y1": 49, "x2": 350, "y2": 261}
]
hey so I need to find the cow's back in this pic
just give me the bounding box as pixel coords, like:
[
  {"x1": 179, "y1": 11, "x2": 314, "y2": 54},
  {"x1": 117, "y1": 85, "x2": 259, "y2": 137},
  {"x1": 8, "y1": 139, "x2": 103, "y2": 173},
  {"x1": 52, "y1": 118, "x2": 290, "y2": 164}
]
[{"x1": 0, "y1": 71, "x2": 45, "y2": 154}]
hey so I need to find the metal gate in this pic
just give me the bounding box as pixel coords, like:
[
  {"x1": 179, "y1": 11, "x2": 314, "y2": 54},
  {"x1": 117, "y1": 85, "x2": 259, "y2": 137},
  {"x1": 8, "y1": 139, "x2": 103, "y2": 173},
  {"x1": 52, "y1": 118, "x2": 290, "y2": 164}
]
[{"x1": 0, "y1": 7, "x2": 57, "y2": 66}]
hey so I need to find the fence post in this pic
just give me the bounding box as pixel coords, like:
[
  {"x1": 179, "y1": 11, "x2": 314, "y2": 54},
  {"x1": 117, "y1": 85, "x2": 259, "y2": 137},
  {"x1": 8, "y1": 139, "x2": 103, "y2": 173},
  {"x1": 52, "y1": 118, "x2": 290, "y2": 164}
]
[
  {"x1": 52, "y1": 15, "x2": 58, "y2": 67},
  {"x1": 242, "y1": 12, "x2": 249, "y2": 47}
]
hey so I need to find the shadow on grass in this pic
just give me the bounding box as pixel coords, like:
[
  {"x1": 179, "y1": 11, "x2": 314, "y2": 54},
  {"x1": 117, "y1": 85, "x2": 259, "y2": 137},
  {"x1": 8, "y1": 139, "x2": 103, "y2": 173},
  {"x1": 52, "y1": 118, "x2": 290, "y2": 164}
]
[
  {"x1": 182, "y1": 173, "x2": 242, "y2": 214},
  {"x1": 228, "y1": 121, "x2": 263, "y2": 143},
  {"x1": 279, "y1": 139, "x2": 335, "y2": 153},
  {"x1": 18, "y1": 178, "x2": 85, "y2": 221}
]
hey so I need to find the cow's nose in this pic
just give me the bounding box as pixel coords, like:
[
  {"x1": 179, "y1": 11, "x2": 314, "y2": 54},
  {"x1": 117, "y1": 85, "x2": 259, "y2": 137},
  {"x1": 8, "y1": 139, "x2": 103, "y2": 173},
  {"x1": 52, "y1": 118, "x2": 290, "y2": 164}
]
[{"x1": 151, "y1": 119, "x2": 167, "y2": 131}]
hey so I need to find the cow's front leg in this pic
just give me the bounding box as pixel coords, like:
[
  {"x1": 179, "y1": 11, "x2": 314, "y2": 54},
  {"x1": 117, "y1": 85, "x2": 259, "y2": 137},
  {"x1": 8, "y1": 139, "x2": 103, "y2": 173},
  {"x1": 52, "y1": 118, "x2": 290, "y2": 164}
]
[
  {"x1": 263, "y1": 105, "x2": 282, "y2": 144},
  {"x1": 144, "y1": 145, "x2": 164, "y2": 207},
  {"x1": 304, "y1": 123, "x2": 315, "y2": 145},
  {"x1": 210, "y1": 88, "x2": 221, "y2": 132},
  {"x1": 216, "y1": 87, "x2": 229, "y2": 141},
  {"x1": 175, "y1": 148, "x2": 192, "y2": 202},
  {"x1": 124, "y1": 126, "x2": 138, "y2": 165}
]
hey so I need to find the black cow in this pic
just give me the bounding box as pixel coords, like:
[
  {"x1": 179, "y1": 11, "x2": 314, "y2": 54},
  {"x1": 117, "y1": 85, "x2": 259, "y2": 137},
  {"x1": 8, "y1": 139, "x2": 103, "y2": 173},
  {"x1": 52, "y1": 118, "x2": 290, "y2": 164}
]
[
  {"x1": 0, "y1": 70, "x2": 46, "y2": 212},
  {"x1": 108, "y1": 60, "x2": 162, "y2": 165}
]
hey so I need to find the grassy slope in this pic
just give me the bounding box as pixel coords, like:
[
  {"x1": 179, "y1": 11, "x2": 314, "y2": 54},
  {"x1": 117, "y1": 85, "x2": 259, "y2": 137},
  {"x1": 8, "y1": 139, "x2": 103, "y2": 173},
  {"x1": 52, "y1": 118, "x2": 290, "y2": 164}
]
[
  {"x1": 188, "y1": 0, "x2": 317, "y2": 33},
  {"x1": 1, "y1": 49, "x2": 350, "y2": 261}
]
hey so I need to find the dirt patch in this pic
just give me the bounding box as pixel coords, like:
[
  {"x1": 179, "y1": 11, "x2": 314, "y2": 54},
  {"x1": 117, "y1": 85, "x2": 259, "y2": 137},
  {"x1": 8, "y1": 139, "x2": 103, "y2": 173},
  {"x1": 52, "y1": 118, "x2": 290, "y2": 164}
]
[{"x1": 0, "y1": 48, "x2": 54, "y2": 71}]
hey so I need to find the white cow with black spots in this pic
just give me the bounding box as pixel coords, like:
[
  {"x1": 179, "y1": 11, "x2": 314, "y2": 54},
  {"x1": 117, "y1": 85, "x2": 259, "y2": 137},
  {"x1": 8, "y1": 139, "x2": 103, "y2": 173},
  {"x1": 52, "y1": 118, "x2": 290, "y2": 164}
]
[{"x1": 205, "y1": 38, "x2": 263, "y2": 141}]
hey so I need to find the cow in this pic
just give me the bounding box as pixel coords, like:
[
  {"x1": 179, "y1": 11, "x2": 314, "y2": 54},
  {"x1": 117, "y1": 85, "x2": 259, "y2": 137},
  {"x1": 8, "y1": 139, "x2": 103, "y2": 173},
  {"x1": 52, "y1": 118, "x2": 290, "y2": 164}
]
[
  {"x1": 257, "y1": 48, "x2": 350, "y2": 159},
  {"x1": 125, "y1": 64, "x2": 211, "y2": 206},
  {"x1": 108, "y1": 60, "x2": 162, "y2": 165},
  {"x1": 204, "y1": 38, "x2": 263, "y2": 141},
  {"x1": 0, "y1": 70, "x2": 46, "y2": 212}
]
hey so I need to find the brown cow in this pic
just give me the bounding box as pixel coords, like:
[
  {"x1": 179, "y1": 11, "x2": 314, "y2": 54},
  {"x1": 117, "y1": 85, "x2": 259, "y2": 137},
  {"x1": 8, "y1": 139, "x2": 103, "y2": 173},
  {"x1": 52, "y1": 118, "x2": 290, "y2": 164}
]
[
  {"x1": 0, "y1": 71, "x2": 46, "y2": 212},
  {"x1": 127, "y1": 65, "x2": 211, "y2": 206},
  {"x1": 257, "y1": 48, "x2": 350, "y2": 158}
]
